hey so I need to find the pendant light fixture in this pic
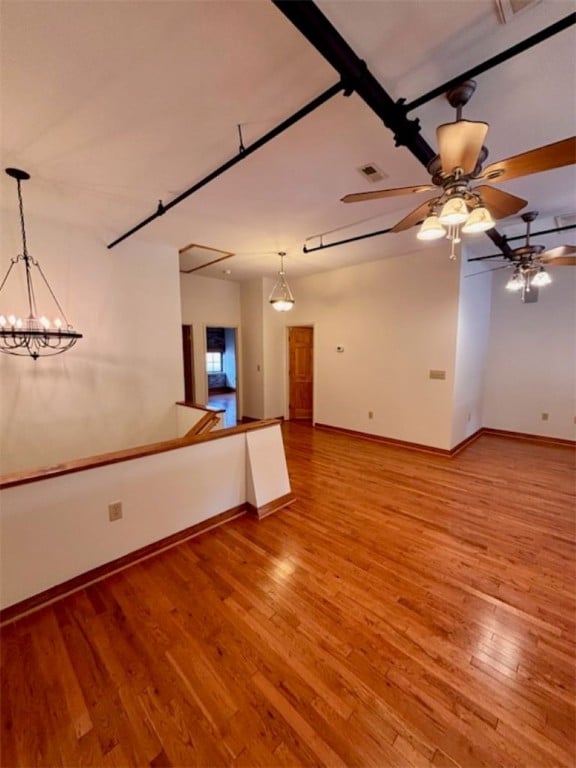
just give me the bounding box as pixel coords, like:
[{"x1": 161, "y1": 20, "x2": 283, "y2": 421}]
[
  {"x1": 269, "y1": 251, "x2": 295, "y2": 312},
  {"x1": 0, "y1": 168, "x2": 82, "y2": 360}
]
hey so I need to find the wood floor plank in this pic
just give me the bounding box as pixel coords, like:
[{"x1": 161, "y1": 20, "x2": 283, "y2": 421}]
[{"x1": 1, "y1": 424, "x2": 574, "y2": 766}]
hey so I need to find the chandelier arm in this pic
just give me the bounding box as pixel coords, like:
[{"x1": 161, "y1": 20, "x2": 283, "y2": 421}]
[
  {"x1": 0, "y1": 259, "x2": 17, "y2": 294},
  {"x1": 24, "y1": 256, "x2": 39, "y2": 319},
  {"x1": 34, "y1": 262, "x2": 72, "y2": 327}
]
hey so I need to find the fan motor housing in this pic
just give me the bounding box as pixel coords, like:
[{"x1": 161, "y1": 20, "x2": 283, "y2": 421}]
[{"x1": 513, "y1": 244, "x2": 545, "y2": 259}]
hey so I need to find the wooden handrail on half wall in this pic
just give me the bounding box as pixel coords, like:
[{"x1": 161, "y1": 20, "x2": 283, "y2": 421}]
[
  {"x1": 0, "y1": 418, "x2": 279, "y2": 490},
  {"x1": 0, "y1": 419, "x2": 295, "y2": 619},
  {"x1": 176, "y1": 401, "x2": 224, "y2": 437},
  {"x1": 183, "y1": 410, "x2": 221, "y2": 438}
]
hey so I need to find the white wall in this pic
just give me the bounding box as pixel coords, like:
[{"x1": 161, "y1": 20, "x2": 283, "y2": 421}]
[
  {"x1": 177, "y1": 244, "x2": 575, "y2": 449},
  {"x1": 223, "y1": 327, "x2": 237, "y2": 389},
  {"x1": 246, "y1": 426, "x2": 291, "y2": 508},
  {"x1": 240, "y1": 279, "x2": 265, "y2": 419},
  {"x1": 451, "y1": 252, "x2": 493, "y2": 446},
  {"x1": 0, "y1": 212, "x2": 184, "y2": 474},
  {"x1": 263, "y1": 276, "x2": 286, "y2": 419},
  {"x1": 261, "y1": 246, "x2": 461, "y2": 450},
  {"x1": 179, "y1": 273, "x2": 241, "y2": 405},
  {"x1": 483, "y1": 265, "x2": 576, "y2": 440},
  {"x1": 180, "y1": 274, "x2": 283, "y2": 421}
]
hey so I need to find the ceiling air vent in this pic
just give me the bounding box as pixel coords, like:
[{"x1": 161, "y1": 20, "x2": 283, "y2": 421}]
[
  {"x1": 495, "y1": 0, "x2": 542, "y2": 24},
  {"x1": 555, "y1": 212, "x2": 576, "y2": 229},
  {"x1": 357, "y1": 163, "x2": 388, "y2": 184}
]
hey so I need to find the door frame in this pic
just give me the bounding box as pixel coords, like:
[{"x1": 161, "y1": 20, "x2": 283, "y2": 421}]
[
  {"x1": 203, "y1": 324, "x2": 241, "y2": 420},
  {"x1": 181, "y1": 324, "x2": 195, "y2": 403},
  {"x1": 285, "y1": 324, "x2": 315, "y2": 423}
]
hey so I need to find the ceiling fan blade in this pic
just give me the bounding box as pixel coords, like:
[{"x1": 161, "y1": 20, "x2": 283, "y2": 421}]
[
  {"x1": 341, "y1": 185, "x2": 435, "y2": 203},
  {"x1": 480, "y1": 136, "x2": 576, "y2": 183},
  {"x1": 474, "y1": 185, "x2": 527, "y2": 219},
  {"x1": 539, "y1": 245, "x2": 576, "y2": 264},
  {"x1": 541, "y1": 256, "x2": 576, "y2": 266},
  {"x1": 436, "y1": 120, "x2": 488, "y2": 175},
  {"x1": 391, "y1": 199, "x2": 440, "y2": 233},
  {"x1": 467, "y1": 253, "x2": 509, "y2": 262},
  {"x1": 545, "y1": 256, "x2": 576, "y2": 266}
]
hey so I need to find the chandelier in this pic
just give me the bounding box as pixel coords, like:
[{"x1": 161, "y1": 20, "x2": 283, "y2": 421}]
[
  {"x1": 269, "y1": 251, "x2": 295, "y2": 311},
  {"x1": 0, "y1": 168, "x2": 82, "y2": 360}
]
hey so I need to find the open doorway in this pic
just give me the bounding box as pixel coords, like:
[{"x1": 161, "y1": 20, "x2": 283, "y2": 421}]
[
  {"x1": 288, "y1": 326, "x2": 313, "y2": 421},
  {"x1": 206, "y1": 327, "x2": 238, "y2": 427}
]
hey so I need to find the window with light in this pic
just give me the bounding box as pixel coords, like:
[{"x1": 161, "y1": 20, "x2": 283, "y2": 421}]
[{"x1": 206, "y1": 352, "x2": 223, "y2": 373}]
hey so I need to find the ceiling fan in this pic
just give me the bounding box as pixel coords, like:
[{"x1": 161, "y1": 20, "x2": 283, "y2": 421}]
[
  {"x1": 341, "y1": 80, "x2": 576, "y2": 245},
  {"x1": 467, "y1": 210, "x2": 576, "y2": 302}
]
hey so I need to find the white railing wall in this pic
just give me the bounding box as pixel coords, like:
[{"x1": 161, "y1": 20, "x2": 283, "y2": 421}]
[{"x1": 0, "y1": 422, "x2": 290, "y2": 610}]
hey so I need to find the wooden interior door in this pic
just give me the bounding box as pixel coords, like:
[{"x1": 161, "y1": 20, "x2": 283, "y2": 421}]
[
  {"x1": 181, "y1": 325, "x2": 195, "y2": 402},
  {"x1": 289, "y1": 326, "x2": 313, "y2": 421}
]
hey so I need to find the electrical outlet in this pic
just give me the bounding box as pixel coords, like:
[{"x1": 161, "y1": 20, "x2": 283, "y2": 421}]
[
  {"x1": 541, "y1": 412, "x2": 549, "y2": 421},
  {"x1": 108, "y1": 501, "x2": 123, "y2": 522},
  {"x1": 368, "y1": 411, "x2": 374, "y2": 419}
]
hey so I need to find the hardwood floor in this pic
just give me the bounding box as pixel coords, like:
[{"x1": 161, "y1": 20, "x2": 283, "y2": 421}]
[
  {"x1": 1, "y1": 423, "x2": 575, "y2": 767},
  {"x1": 208, "y1": 392, "x2": 237, "y2": 428}
]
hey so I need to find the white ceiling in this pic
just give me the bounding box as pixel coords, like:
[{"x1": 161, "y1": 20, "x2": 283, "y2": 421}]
[{"x1": 1, "y1": 0, "x2": 575, "y2": 282}]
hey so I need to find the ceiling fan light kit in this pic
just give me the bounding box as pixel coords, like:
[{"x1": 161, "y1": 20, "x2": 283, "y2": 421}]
[
  {"x1": 269, "y1": 252, "x2": 295, "y2": 312},
  {"x1": 505, "y1": 264, "x2": 551, "y2": 297},
  {"x1": 0, "y1": 168, "x2": 82, "y2": 360}
]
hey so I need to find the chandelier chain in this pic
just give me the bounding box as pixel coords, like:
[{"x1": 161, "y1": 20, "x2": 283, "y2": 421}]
[
  {"x1": 13, "y1": 176, "x2": 41, "y2": 318},
  {"x1": 16, "y1": 179, "x2": 29, "y2": 258}
]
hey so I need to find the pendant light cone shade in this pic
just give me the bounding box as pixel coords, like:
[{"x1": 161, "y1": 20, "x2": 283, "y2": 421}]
[
  {"x1": 531, "y1": 267, "x2": 552, "y2": 287},
  {"x1": 461, "y1": 205, "x2": 495, "y2": 233},
  {"x1": 438, "y1": 196, "x2": 469, "y2": 226},
  {"x1": 506, "y1": 270, "x2": 525, "y2": 292},
  {"x1": 0, "y1": 168, "x2": 82, "y2": 360},
  {"x1": 417, "y1": 215, "x2": 446, "y2": 241},
  {"x1": 269, "y1": 252, "x2": 295, "y2": 312}
]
